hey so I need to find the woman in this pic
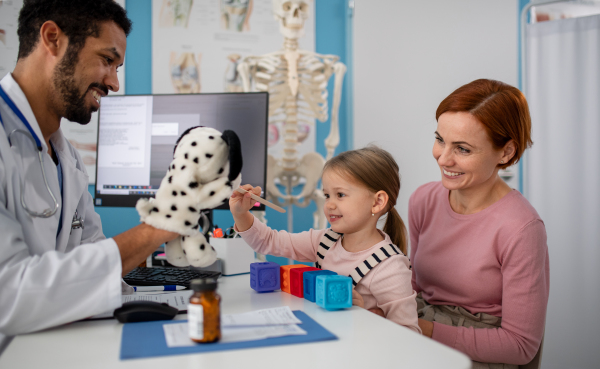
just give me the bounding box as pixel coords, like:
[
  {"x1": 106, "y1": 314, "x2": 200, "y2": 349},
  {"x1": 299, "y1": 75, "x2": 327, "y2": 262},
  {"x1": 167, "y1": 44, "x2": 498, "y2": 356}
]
[{"x1": 409, "y1": 79, "x2": 549, "y2": 368}]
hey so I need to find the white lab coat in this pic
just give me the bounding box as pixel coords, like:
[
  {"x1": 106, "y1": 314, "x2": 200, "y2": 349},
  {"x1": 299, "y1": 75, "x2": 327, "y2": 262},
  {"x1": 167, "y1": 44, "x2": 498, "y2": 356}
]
[{"x1": 0, "y1": 74, "x2": 122, "y2": 338}]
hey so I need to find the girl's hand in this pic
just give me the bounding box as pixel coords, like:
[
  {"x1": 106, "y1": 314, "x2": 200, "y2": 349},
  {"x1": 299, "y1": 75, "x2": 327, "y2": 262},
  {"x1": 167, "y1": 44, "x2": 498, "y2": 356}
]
[
  {"x1": 229, "y1": 184, "x2": 261, "y2": 232},
  {"x1": 352, "y1": 289, "x2": 365, "y2": 308}
]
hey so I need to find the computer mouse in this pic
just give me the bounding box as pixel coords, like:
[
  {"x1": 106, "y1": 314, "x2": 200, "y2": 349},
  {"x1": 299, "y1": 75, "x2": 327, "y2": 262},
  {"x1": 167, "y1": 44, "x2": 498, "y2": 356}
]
[{"x1": 113, "y1": 300, "x2": 179, "y2": 323}]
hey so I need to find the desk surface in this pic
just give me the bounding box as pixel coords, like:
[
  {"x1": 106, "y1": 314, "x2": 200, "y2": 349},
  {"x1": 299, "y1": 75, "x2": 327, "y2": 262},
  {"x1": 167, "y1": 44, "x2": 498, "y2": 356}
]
[{"x1": 1, "y1": 274, "x2": 471, "y2": 369}]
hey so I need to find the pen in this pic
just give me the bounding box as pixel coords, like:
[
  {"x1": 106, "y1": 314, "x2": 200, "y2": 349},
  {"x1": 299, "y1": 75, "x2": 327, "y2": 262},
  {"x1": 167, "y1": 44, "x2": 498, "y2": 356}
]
[{"x1": 133, "y1": 285, "x2": 186, "y2": 292}]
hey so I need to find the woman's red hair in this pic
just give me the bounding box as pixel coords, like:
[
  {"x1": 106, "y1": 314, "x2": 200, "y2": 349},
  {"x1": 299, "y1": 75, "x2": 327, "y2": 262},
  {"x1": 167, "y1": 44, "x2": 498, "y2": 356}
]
[{"x1": 436, "y1": 79, "x2": 533, "y2": 168}]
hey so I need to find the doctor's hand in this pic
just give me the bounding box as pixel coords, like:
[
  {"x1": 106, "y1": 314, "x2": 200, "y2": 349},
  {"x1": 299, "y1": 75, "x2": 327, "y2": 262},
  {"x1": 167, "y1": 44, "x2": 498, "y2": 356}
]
[
  {"x1": 229, "y1": 184, "x2": 261, "y2": 232},
  {"x1": 114, "y1": 224, "x2": 179, "y2": 276}
]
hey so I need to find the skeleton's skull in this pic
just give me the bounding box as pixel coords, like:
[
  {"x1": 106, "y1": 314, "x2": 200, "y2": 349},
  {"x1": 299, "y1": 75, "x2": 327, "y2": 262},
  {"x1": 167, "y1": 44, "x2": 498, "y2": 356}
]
[{"x1": 272, "y1": 0, "x2": 310, "y2": 39}]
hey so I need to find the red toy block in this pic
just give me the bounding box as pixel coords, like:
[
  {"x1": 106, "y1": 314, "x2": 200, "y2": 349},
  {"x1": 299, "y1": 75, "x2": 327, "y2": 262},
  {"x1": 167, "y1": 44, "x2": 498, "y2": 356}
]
[
  {"x1": 280, "y1": 264, "x2": 310, "y2": 294},
  {"x1": 290, "y1": 266, "x2": 320, "y2": 298}
]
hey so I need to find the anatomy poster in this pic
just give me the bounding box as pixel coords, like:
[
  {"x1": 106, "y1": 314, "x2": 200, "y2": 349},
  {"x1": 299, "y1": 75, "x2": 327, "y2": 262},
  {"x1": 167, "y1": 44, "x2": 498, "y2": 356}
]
[
  {"x1": 0, "y1": 0, "x2": 23, "y2": 78},
  {"x1": 152, "y1": 0, "x2": 317, "y2": 157}
]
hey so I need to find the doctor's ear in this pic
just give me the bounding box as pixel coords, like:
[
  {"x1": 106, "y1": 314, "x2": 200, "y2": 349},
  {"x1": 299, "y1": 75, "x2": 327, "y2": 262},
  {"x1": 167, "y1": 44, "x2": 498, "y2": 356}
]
[{"x1": 39, "y1": 21, "x2": 67, "y2": 58}]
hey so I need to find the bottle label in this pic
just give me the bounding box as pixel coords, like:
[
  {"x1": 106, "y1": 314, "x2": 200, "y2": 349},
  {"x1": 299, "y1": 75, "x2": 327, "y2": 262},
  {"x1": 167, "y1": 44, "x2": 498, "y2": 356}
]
[{"x1": 188, "y1": 304, "x2": 204, "y2": 340}]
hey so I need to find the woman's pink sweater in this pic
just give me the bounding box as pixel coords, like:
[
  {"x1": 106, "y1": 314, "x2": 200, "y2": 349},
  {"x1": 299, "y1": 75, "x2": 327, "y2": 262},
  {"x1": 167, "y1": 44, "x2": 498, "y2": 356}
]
[
  {"x1": 409, "y1": 181, "x2": 549, "y2": 365},
  {"x1": 238, "y1": 216, "x2": 421, "y2": 333}
]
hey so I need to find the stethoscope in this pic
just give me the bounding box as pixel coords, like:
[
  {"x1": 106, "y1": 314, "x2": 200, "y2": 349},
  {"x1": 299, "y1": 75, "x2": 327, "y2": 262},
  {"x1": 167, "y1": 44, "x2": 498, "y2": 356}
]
[{"x1": 0, "y1": 85, "x2": 60, "y2": 218}]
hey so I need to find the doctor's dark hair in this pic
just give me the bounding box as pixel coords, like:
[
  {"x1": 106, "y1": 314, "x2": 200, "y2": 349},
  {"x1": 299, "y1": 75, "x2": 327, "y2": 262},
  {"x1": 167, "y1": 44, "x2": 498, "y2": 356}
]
[
  {"x1": 436, "y1": 79, "x2": 533, "y2": 169},
  {"x1": 323, "y1": 146, "x2": 407, "y2": 255},
  {"x1": 17, "y1": 0, "x2": 132, "y2": 60}
]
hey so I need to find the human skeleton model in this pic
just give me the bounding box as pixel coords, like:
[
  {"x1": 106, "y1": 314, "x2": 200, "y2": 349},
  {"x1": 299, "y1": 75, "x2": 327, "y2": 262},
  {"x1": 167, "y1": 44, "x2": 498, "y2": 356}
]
[
  {"x1": 237, "y1": 0, "x2": 346, "y2": 230},
  {"x1": 221, "y1": 0, "x2": 253, "y2": 32}
]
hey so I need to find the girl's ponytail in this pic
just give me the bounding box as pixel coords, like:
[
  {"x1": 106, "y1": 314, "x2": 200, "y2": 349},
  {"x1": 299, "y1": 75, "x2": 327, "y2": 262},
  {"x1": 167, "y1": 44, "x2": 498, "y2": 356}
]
[{"x1": 384, "y1": 207, "x2": 407, "y2": 255}]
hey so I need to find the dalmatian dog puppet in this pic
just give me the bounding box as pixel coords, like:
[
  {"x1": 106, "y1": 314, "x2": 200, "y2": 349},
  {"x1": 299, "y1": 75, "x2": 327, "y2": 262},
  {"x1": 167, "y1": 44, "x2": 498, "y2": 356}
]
[{"x1": 136, "y1": 127, "x2": 243, "y2": 267}]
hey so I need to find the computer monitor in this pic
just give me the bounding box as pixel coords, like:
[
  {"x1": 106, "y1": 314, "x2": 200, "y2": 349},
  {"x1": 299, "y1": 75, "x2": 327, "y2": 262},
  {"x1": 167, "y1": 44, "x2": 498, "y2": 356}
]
[{"x1": 94, "y1": 92, "x2": 268, "y2": 210}]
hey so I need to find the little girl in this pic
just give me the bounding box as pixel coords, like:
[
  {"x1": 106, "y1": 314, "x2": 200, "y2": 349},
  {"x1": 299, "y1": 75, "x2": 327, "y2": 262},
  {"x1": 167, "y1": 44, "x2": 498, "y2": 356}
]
[{"x1": 230, "y1": 146, "x2": 420, "y2": 333}]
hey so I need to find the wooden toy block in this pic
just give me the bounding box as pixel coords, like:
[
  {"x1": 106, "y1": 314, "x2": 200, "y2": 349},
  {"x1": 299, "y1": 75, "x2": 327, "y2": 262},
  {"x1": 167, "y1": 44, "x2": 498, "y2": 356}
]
[
  {"x1": 250, "y1": 262, "x2": 280, "y2": 292},
  {"x1": 303, "y1": 270, "x2": 337, "y2": 302},
  {"x1": 315, "y1": 275, "x2": 353, "y2": 310},
  {"x1": 279, "y1": 264, "x2": 310, "y2": 294},
  {"x1": 290, "y1": 266, "x2": 320, "y2": 298}
]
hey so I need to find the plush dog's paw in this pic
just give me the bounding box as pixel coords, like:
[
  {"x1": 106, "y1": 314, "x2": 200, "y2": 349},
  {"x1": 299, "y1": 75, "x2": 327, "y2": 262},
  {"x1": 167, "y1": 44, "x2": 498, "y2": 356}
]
[
  {"x1": 181, "y1": 233, "x2": 218, "y2": 267},
  {"x1": 165, "y1": 237, "x2": 191, "y2": 267},
  {"x1": 135, "y1": 198, "x2": 155, "y2": 222}
]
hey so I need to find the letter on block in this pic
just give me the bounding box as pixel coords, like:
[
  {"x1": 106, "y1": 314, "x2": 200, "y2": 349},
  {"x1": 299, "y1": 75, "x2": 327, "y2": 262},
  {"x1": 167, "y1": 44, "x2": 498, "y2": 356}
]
[
  {"x1": 315, "y1": 275, "x2": 352, "y2": 310},
  {"x1": 250, "y1": 262, "x2": 280, "y2": 292},
  {"x1": 280, "y1": 264, "x2": 310, "y2": 294},
  {"x1": 290, "y1": 266, "x2": 320, "y2": 298},
  {"x1": 303, "y1": 270, "x2": 337, "y2": 302}
]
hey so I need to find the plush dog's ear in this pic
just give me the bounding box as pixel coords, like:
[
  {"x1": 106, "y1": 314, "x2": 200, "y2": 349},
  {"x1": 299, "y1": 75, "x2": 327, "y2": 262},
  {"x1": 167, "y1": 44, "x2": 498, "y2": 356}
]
[
  {"x1": 221, "y1": 130, "x2": 243, "y2": 182},
  {"x1": 173, "y1": 125, "x2": 205, "y2": 155}
]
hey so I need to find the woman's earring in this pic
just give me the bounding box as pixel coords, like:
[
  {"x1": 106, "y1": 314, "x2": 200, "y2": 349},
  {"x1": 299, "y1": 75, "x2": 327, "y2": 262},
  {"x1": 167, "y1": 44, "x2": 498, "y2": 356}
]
[
  {"x1": 500, "y1": 160, "x2": 504, "y2": 164},
  {"x1": 372, "y1": 213, "x2": 375, "y2": 216}
]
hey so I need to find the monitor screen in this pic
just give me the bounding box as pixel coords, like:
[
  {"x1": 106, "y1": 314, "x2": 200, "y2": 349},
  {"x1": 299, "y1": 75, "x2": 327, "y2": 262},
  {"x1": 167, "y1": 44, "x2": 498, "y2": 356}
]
[{"x1": 94, "y1": 92, "x2": 268, "y2": 210}]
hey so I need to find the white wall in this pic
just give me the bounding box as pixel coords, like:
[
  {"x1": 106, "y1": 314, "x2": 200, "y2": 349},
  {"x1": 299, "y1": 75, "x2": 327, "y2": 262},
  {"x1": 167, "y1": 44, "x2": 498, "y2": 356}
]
[{"x1": 354, "y1": 0, "x2": 518, "y2": 238}]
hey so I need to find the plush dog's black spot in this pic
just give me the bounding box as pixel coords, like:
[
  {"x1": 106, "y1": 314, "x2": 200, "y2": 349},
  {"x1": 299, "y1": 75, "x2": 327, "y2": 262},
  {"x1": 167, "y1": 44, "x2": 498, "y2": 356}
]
[
  {"x1": 219, "y1": 167, "x2": 224, "y2": 174},
  {"x1": 180, "y1": 191, "x2": 187, "y2": 196},
  {"x1": 192, "y1": 225, "x2": 199, "y2": 230},
  {"x1": 226, "y1": 181, "x2": 232, "y2": 187},
  {"x1": 185, "y1": 221, "x2": 192, "y2": 226},
  {"x1": 200, "y1": 244, "x2": 205, "y2": 250},
  {"x1": 191, "y1": 141, "x2": 197, "y2": 146},
  {"x1": 209, "y1": 191, "x2": 215, "y2": 196},
  {"x1": 171, "y1": 164, "x2": 175, "y2": 169},
  {"x1": 193, "y1": 157, "x2": 198, "y2": 164},
  {"x1": 166, "y1": 214, "x2": 172, "y2": 218},
  {"x1": 151, "y1": 207, "x2": 159, "y2": 213},
  {"x1": 209, "y1": 135, "x2": 214, "y2": 139},
  {"x1": 189, "y1": 182, "x2": 198, "y2": 189},
  {"x1": 168, "y1": 176, "x2": 172, "y2": 183},
  {"x1": 172, "y1": 191, "x2": 177, "y2": 196},
  {"x1": 182, "y1": 236, "x2": 186, "y2": 242},
  {"x1": 183, "y1": 249, "x2": 186, "y2": 255},
  {"x1": 181, "y1": 165, "x2": 186, "y2": 170},
  {"x1": 189, "y1": 207, "x2": 197, "y2": 212},
  {"x1": 185, "y1": 153, "x2": 188, "y2": 159},
  {"x1": 171, "y1": 205, "x2": 177, "y2": 211},
  {"x1": 211, "y1": 246, "x2": 215, "y2": 251},
  {"x1": 205, "y1": 153, "x2": 213, "y2": 159}
]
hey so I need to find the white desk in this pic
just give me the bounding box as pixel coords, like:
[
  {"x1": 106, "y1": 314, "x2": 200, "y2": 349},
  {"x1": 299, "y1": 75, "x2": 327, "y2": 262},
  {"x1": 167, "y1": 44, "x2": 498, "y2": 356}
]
[{"x1": 0, "y1": 274, "x2": 471, "y2": 369}]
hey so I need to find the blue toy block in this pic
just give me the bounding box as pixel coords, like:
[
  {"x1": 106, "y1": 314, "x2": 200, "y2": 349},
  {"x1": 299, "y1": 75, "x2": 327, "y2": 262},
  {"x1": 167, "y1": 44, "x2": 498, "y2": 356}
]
[
  {"x1": 315, "y1": 275, "x2": 352, "y2": 310},
  {"x1": 250, "y1": 262, "x2": 280, "y2": 292},
  {"x1": 303, "y1": 270, "x2": 337, "y2": 302}
]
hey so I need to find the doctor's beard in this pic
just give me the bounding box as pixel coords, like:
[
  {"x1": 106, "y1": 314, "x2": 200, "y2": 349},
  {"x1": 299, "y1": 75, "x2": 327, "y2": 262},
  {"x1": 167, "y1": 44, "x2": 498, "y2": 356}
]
[{"x1": 52, "y1": 47, "x2": 109, "y2": 125}]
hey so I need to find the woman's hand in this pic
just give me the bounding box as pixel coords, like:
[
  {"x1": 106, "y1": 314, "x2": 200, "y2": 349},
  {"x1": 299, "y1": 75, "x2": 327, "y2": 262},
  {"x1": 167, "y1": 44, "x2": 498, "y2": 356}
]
[
  {"x1": 418, "y1": 318, "x2": 434, "y2": 338},
  {"x1": 229, "y1": 184, "x2": 261, "y2": 232}
]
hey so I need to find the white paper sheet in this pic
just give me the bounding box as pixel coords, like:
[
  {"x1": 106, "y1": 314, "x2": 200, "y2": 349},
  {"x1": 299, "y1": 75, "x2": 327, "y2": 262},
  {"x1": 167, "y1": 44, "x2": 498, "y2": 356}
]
[
  {"x1": 163, "y1": 322, "x2": 307, "y2": 347},
  {"x1": 221, "y1": 306, "x2": 302, "y2": 327}
]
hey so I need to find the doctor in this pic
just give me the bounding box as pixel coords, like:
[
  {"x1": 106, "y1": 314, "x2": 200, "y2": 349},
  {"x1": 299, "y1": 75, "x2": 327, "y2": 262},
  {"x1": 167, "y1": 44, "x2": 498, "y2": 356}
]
[{"x1": 0, "y1": 0, "x2": 178, "y2": 348}]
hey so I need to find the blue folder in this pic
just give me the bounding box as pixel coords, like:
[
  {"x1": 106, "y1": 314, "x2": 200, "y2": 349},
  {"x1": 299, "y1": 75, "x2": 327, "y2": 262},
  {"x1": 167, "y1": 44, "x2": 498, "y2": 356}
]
[{"x1": 120, "y1": 310, "x2": 337, "y2": 360}]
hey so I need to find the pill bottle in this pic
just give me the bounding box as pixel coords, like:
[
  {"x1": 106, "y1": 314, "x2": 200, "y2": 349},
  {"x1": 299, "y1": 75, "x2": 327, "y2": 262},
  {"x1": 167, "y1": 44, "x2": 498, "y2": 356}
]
[{"x1": 188, "y1": 278, "x2": 221, "y2": 343}]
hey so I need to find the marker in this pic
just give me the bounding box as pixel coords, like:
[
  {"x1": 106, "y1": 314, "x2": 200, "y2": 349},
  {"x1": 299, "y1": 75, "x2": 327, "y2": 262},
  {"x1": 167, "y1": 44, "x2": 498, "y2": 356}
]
[{"x1": 133, "y1": 285, "x2": 186, "y2": 292}]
